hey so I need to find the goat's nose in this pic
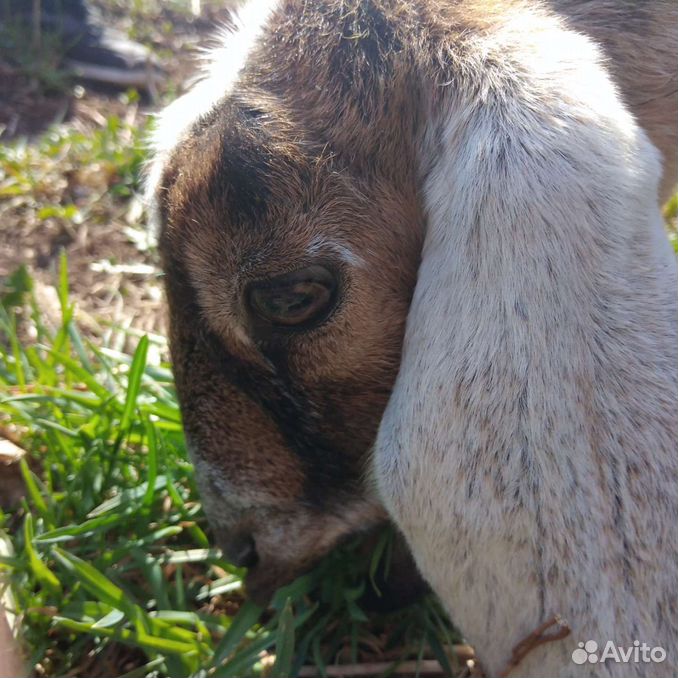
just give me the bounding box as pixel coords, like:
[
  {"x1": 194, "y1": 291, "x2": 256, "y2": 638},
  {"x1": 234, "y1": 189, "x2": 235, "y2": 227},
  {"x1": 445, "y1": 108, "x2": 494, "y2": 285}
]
[{"x1": 222, "y1": 533, "x2": 259, "y2": 569}]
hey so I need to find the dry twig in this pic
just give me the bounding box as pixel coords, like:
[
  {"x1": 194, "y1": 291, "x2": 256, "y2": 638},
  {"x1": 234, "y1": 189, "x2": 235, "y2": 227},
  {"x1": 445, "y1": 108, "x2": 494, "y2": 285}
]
[{"x1": 497, "y1": 615, "x2": 571, "y2": 678}]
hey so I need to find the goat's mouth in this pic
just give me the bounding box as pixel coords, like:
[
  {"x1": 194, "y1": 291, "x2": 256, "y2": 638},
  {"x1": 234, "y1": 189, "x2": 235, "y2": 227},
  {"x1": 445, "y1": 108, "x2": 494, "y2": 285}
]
[
  {"x1": 355, "y1": 525, "x2": 430, "y2": 612},
  {"x1": 242, "y1": 524, "x2": 429, "y2": 612},
  {"x1": 244, "y1": 564, "x2": 307, "y2": 606}
]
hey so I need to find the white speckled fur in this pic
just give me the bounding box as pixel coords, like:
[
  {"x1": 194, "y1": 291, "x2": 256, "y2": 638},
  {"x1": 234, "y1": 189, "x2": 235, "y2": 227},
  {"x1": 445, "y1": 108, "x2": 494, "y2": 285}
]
[{"x1": 375, "y1": 9, "x2": 677, "y2": 677}]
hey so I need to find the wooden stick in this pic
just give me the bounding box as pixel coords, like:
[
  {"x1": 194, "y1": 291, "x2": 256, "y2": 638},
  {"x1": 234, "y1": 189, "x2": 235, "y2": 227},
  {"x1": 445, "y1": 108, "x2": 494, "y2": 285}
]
[
  {"x1": 297, "y1": 643, "x2": 475, "y2": 677},
  {"x1": 298, "y1": 659, "x2": 448, "y2": 677},
  {"x1": 497, "y1": 615, "x2": 571, "y2": 678}
]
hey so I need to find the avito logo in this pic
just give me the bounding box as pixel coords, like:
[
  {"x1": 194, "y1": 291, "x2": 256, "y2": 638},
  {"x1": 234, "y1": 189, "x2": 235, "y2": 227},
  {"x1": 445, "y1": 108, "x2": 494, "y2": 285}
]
[{"x1": 572, "y1": 640, "x2": 666, "y2": 665}]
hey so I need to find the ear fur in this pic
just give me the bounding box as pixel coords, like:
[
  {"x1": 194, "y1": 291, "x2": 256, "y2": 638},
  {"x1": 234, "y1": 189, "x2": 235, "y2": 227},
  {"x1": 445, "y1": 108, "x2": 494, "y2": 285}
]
[{"x1": 374, "y1": 9, "x2": 677, "y2": 677}]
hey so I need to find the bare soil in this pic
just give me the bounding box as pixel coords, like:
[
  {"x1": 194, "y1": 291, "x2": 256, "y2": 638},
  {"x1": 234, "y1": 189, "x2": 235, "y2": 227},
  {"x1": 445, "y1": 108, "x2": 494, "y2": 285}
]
[{"x1": 0, "y1": 2, "x2": 234, "y2": 344}]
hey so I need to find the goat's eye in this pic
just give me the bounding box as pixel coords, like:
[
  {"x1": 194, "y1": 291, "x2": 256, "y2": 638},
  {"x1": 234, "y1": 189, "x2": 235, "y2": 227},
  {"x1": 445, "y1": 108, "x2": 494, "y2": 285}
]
[{"x1": 247, "y1": 265, "x2": 337, "y2": 328}]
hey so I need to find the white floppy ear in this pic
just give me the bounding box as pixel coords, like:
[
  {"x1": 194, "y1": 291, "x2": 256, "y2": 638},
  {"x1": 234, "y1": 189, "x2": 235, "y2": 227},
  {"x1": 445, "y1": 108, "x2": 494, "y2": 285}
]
[{"x1": 373, "y1": 12, "x2": 677, "y2": 676}]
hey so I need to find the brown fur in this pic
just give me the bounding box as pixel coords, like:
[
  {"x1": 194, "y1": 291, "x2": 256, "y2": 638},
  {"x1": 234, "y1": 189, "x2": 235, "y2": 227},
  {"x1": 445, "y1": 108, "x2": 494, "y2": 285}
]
[{"x1": 152, "y1": 0, "x2": 677, "y2": 608}]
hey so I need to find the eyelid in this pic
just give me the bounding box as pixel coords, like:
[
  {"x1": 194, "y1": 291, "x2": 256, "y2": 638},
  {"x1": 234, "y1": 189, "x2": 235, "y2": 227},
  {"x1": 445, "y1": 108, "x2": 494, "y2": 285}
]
[
  {"x1": 250, "y1": 265, "x2": 336, "y2": 289},
  {"x1": 245, "y1": 264, "x2": 340, "y2": 332}
]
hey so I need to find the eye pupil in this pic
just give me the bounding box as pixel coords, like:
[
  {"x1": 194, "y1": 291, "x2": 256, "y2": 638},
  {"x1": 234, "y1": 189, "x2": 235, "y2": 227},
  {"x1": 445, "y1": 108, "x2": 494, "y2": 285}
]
[
  {"x1": 248, "y1": 266, "x2": 337, "y2": 329},
  {"x1": 263, "y1": 284, "x2": 324, "y2": 317}
]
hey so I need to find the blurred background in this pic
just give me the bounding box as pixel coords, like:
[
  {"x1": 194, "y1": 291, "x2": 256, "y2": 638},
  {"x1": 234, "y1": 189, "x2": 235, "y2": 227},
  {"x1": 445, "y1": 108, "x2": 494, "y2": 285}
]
[{"x1": 0, "y1": 0, "x2": 240, "y2": 350}]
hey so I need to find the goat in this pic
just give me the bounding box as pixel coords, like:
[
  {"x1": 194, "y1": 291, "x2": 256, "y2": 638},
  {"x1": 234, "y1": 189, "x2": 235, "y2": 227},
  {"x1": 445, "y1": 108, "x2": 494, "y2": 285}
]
[{"x1": 146, "y1": 1, "x2": 677, "y2": 675}]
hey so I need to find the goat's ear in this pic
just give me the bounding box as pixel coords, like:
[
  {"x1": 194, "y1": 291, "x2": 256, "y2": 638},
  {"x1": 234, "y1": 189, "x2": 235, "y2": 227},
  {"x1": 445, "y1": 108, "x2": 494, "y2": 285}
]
[{"x1": 372, "y1": 16, "x2": 675, "y2": 622}]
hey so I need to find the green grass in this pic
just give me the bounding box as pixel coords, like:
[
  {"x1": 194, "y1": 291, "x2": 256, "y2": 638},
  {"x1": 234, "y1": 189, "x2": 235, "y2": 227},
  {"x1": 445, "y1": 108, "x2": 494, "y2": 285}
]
[
  {"x1": 4, "y1": 23, "x2": 672, "y2": 671},
  {"x1": 1, "y1": 107, "x2": 146, "y2": 199},
  {"x1": 0, "y1": 254, "x2": 459, "y2": 677}
]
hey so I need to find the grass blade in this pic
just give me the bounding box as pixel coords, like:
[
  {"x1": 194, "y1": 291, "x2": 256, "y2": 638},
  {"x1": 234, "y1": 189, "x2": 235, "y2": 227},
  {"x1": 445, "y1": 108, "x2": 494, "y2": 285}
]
[
  {"x1": 143, "y1": 414, "x2": 158, "y2": 506},
  {"x1": 24, "y1": 514, "x2": 62, "y2": 595},
  {"x1": 52, "y1": 547, "x2": 139, "y2": 620},
  {"x1": 87, "y1": 475, "x2": 167, "y2": 517},
  {"x1": 55, "y1": 617, "x2": 199, "y2": 655},
  {"x1": 19, "y1": 459, "x2": 50, "y2": 521},
  {"x1": 271, "y1": 598, "x2": 296, "y2": 678},
  {"x1": 212, "y1": 599, "x2": 263, "y2": 666},
  {"x1": 120, "y1": 335, "x2": 149, "y2": 431},
  {"x1": 35, "y1": 513, "x2": 124, "y2": 543}
]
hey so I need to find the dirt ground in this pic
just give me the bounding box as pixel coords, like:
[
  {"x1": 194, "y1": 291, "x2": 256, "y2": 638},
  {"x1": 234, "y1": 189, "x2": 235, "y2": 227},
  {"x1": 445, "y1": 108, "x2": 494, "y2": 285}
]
[{"x1": 0, "y1": 1, "x2": 235, "y2": 345}]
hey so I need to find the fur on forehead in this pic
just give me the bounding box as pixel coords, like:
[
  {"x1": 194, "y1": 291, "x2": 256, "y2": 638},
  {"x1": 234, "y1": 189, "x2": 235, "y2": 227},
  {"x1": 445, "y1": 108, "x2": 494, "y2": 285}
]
[
  {"x1": 145, "y1": 0, "x2": 446, "y2": 234},
  {"x1": 144, "y1": 0, "x2": 282, "y2": 234}
]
